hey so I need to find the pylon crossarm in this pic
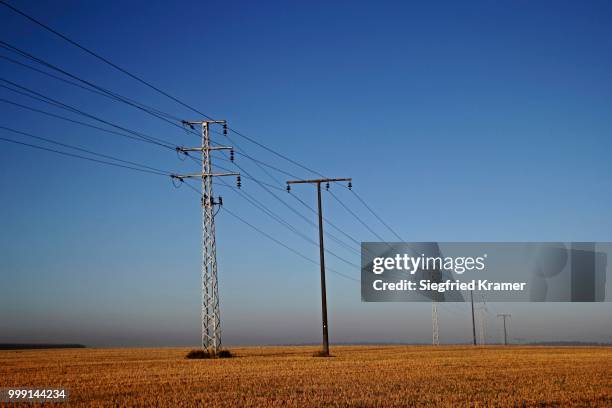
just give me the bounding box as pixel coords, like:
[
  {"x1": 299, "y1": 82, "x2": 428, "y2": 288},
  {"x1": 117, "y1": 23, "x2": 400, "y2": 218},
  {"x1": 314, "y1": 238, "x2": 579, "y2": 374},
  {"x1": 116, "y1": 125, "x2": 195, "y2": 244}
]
[
  {"x1": 172, "y1": 172, "x2": 239, "y2": 179},
  {"x1": 177, "y1": 146, "x2": 233, "y2": 152}
]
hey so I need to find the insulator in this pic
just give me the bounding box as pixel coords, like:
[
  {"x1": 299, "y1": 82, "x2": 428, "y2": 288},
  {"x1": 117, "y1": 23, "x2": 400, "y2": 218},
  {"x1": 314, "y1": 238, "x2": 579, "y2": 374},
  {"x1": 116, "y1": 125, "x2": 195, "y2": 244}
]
[
  {"x1": 223, "y1": 123, "x2": 228, "y2": 135},
  {"x1": 181, "y1": 120, "x2": 194, "y2": 130},
  {"x1": 218, "y1": 196, "x2": 223, "y2": 206},
  {"x1": 171, "y1": 175, "x2": 183, "y2": 188},
  {"x1": 236, "y1": 175, "x2": 241, "y2": 189},
  {"x1": 325, "y1": 182, "x2": 330, "y2": 190},
  {"x1": 230, "y1": 149, "x2": 235, "y2": 162},
  {"x1": 348, "y1": 181, "x2": 352, "y2": 190},
  {"x1": 286, "y1": 184, "x2": 291, "y2": 192}
]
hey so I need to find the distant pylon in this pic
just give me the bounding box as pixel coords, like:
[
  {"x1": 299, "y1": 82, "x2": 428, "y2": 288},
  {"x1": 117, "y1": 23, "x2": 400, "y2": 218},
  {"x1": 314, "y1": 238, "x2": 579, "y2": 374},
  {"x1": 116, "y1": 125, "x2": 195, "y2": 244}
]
[
  {"x1": 477, "y1": 294, "x2": 487, "y2": 345},
  {"x1": 432, "y1": 301, "x2": 439, "y2": 345},
  {"x1": 478, "y1": 307, "x2": 487, "y2": 345}
]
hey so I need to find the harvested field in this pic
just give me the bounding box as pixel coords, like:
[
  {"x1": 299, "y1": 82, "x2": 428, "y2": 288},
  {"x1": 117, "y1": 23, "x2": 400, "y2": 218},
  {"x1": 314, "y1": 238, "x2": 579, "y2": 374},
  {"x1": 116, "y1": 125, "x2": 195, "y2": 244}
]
[{"x1": 1, "y1": 345, "x2": 610, "y2": 407}]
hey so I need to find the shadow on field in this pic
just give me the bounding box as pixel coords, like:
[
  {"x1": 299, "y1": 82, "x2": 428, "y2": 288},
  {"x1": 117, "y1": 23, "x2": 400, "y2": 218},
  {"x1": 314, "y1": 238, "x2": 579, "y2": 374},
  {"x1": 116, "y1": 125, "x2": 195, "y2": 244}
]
[{"x1": 185, "y1": 349, "x2": 233, "y2": 359}]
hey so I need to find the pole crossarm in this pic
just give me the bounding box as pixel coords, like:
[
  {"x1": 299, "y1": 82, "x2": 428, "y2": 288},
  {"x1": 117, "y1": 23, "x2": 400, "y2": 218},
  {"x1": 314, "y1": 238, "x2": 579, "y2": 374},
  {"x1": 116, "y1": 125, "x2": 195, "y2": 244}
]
[{"x1": 287, "y1": 177, "x2": 352, "y2": 185}]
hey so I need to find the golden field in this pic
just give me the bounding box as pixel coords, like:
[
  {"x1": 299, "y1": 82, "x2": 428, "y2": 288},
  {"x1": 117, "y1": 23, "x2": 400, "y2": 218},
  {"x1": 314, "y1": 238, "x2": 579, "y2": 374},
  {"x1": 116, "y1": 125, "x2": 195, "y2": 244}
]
[{"x1": 1, "y1": 345, "x2": 611, "y2": 407}]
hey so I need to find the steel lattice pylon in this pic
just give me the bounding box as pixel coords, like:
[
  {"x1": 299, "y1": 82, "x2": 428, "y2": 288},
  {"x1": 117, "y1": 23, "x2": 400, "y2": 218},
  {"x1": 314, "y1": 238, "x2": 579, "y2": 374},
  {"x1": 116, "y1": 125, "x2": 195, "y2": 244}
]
[
  {"x1": 478, "y1": 308, "x2": 487, "y2": 345},
  {"x1": 173, "y1": 120, "x2": 239, "y2": 354},
  {"x1": 432, "y1": 301, "x2": 439, "y2": 345},
  {"x1": 201, "y1": 122, "x2": 221, "y2": 352}
]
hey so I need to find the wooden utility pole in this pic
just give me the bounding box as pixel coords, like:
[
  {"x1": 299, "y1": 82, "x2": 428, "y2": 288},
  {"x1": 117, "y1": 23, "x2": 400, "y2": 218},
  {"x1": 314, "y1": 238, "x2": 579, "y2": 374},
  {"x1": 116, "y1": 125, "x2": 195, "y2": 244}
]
[
  {"x1": 497, "y1": 314, "x2": 511, "y2": 345},
  {"x1": 286, "y1": 178, "x2": 352, "y2": 356},
  {"x1": 470, "y1": 290, "x2": 477, "y2": 345}
]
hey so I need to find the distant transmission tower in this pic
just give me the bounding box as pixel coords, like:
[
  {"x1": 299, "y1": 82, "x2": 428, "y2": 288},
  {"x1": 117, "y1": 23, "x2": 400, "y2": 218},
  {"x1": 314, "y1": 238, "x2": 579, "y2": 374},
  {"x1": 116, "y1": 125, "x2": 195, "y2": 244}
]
[
  {"x1": 477, "y1": 294, "x2": 488, "y2": 345},
  {"x1": 478, "y1": 307, "x2": 487, "y2": 345},
  {"x1": 173, "y1": 120, "x2": 239, "y2": 354},
  {"x1": 432, "y1": 301, "x2": 439, "y2": 345}
]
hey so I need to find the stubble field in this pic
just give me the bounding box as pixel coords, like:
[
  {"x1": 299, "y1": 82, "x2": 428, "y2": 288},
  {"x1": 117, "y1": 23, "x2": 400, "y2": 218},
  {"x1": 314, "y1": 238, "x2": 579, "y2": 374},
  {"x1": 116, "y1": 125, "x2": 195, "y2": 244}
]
[{"x1": 1, "y1": 345, "x2": 611, "y2": 407}]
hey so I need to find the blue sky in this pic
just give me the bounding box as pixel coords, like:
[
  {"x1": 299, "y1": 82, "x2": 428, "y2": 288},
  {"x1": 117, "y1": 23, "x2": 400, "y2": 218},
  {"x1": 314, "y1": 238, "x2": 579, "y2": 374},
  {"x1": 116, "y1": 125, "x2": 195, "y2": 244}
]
[{"x1": 1, "y1": 0, "x2": 611, "y2": 346}]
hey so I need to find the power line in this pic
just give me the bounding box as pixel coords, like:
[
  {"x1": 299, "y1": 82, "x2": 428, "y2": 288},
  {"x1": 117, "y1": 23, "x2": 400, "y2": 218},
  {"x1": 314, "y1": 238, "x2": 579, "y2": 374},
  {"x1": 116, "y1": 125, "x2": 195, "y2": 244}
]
[
  {"x1": 224, "y1": 134, "x2": 287, "y2": 187},
  {"x1": 2, "y1": 0, "x2": 403, "y2": 245},
  {"x1": 220, "y1": 143, "x2": 395, "y2": 261},
  {"x1": 211, "y1": 139, "x2": 365, "y2": 255},
  {"x1": 0, "y1": 97, "x2": 179, "y2": 150},
  {"x1": 1, "y1": 1, "x2": 423, "y2": 333},
  {"x1": 0, "y1": 0, "x2": 212, "y2": 118},
  {"x1": 2, "y1": 85, "x2": 362, "y2": 267},
  {"x1": 0, "y1": 126, "x2": 360, "y2": 286},
  {"x1": 217, "y1": 177, "x2": 359, "y2": 267},
  {"x1": 212, "y1": 158, "x2": 361, "y2": 256},
  {"x1": 233, "y1": 149, "x2": 303, "y2": 180},
  {"x1": 0, "y1": 0, "x2": 402, "y2": 258},
  {"x1": 289, "y1": 189, "x2": 362, "y2": 248},
  {"x1": 220, "y1": 206, "x2": 359, "y2": 283},
  {"x1": 0, "y1": 0, "x2": 346, "y2": 185},
  {"x1": 0, "y1": 78, "x2": 177, "y2": 149},
  {"x1": 0, "y1": 50, "x2": 178, "y2": 123},
  {"x1": 3, "y1": 74, "x2": 355, "y2": 258},
  {"x1": 0, "y1": 42, "x2": 203, "y2": 138},
  {"x1": 186, "y1": 144, "x2": 363, "y2": 272},
  {"x1": 0, "y1": 134, "x2": 169, "y2": 177},
  {"x1": 179, "y1": 177, "x2": 360, "y2": 282},
  {"x1": 0, "y1": 125, "x2": 172, "y2": 175},
  {"x1": 327, "y1": 188, "x2": 388, "y2": 242},
  {"x1": 228, "y1": 156, "x2": 363, "y2": 256},
  {"x1": 214, "y1": 137, "x2": 359, "y2": 254},
  {"x1": 212, "y1": 142, "x2": 393, "y2": 262},
  {"x1": 350, "y1": 189, "x2": 404, "y2": 241}
]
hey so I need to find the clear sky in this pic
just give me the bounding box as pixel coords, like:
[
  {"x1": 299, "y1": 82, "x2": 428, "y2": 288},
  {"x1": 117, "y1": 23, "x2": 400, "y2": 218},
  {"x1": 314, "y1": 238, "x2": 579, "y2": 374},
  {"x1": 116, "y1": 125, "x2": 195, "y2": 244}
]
[{"x1": 1, "y1": 0, "x2": 611, "y2": 346}]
